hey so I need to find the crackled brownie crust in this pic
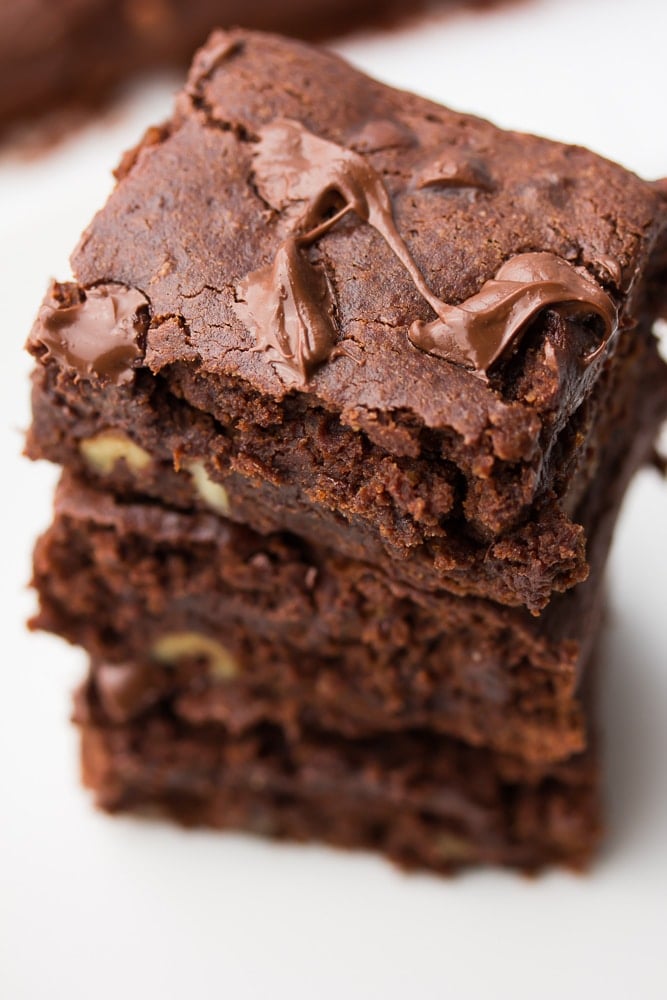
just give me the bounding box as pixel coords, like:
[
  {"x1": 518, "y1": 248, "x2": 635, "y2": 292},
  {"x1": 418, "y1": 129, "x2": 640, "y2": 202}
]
[
  {"x1": 26, "y1": 30, "x2": 667, "y2": 610},
  {"x1": 76, "y1": 669, "x2": 602, "y2": 873}
]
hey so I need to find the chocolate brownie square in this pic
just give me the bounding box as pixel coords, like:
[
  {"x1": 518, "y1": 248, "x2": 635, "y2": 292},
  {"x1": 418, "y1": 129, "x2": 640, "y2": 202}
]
[
  {"x1": 26, "y1": 30, "x2": 667, "y2": 611},
  {"x1": 33, "y1": 473, "x2": 590, "y2": 762}
]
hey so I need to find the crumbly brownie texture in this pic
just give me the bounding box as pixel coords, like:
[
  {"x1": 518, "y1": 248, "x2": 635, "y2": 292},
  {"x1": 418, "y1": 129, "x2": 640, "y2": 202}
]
[
  {"x1": 25, "y1": 360, "x2": 584, "y2": 610},
  {"x1": 32, "y1": 475, "x2": 589, "y2": 761},
  {"x1": 76, "y1": 670, "x2": 602, "y2": 873},
  {"x1": 26, "y1": 31, "x2": 667, "y2": 610},
  {"x1": 0, "y1": 0, "x2": 457, "y2": 135}
]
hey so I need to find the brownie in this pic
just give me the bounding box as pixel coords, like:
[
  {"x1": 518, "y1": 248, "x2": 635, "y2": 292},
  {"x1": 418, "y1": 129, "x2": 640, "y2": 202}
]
[
  {"x1": 26, "y1": 30, "x2": 667, "y2": 611},
  {"x1": 76, "y1": 665, "x2": 602, "y2": 873},
  {"x1": 25, "y1": 29, "x2": 667, "y2": 874},
  {"x1": 0, "y1": 0, "x2": 477, "y2": 136},
  {"x1": 32, "y1": 474, "x2": 588, "y2": 761}
]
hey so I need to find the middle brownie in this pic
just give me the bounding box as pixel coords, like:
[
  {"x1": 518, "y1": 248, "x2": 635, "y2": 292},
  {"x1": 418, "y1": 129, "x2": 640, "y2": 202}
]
[{"x1": 33, "y1": 459, "x2": 612, "y2": 764}]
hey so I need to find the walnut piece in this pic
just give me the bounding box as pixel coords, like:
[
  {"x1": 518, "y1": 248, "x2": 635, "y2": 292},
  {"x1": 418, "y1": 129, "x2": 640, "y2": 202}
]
[
  {"x1": 435, "y1": 833, "x2": 476, "y2": 862},
  {"x1": 151, "y1": 632, "x2": 238, "y2": 680},
  {"x1": 186, "y1": 459, "x2": 230, "y2": 515},
  {"x1": 80, "y1": 430, "x2": 151, "y2": 474}
]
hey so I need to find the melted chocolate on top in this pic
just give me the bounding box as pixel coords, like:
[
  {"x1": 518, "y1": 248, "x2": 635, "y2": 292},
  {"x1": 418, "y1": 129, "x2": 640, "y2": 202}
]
[
  {"x1": 237, "y1": 235, "x2": 338, "y2": 385},
  {"x1": 33, "y1": 283, "x2": 149, "y2": 384},
  {"x1": 235, "y1": 120, "x2": 618, "y2": 385},
  {"x1": 408, "y1": 253, "x2": 618, "y2": 375}
]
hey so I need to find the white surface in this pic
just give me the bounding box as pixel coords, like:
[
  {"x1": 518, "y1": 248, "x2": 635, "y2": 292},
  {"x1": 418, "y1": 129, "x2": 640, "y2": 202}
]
[{"x1": 1, "y1": 1, "x2": 666, "y2": 997}]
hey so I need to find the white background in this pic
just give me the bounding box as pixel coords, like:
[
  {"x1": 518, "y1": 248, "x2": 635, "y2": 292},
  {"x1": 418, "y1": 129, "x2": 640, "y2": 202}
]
[{"x1": 1, "y1": 0, "x2": 666, "y2": 997}]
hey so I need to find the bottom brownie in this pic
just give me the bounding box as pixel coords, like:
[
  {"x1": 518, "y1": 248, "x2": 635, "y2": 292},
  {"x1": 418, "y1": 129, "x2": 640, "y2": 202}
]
[{"x1": 76, "y1": 664, "x2": 602, "y2": 873}]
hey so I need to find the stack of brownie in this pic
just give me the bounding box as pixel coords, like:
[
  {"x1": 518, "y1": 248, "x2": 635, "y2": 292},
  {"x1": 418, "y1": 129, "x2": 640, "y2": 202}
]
[{"x1": 26, "y1": 30, "x2": 667, "y2": 872}]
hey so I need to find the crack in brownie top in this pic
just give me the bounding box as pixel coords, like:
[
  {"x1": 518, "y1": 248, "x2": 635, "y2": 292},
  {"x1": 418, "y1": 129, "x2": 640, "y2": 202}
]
[{"x1": 235, "y1": 120, "x2": 618, "y2": 386}]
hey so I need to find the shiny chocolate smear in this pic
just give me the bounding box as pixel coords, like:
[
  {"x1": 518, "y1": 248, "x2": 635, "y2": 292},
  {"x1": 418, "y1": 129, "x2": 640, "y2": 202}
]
[
  {"x1": 408, "y1": 252, "x2": 618, "y2": 378},
  {"x1": 34, "y1": 282, "x2": 149, "y2": 384},
  {"x1": 238, "y1": 119, "x2": 451, "y2": 384},
  {"x1": 237, "y1": 120, "x2": 618, "y2": 384},
  {"x1": 236, "y1": 235, "x2": 338, "y2": 385}
]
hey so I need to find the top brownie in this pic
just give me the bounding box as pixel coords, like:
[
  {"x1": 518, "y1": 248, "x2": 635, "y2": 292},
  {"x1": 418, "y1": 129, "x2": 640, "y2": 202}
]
[{"x1": 27, "y1": 29, "x2": 667, "y2": 611}]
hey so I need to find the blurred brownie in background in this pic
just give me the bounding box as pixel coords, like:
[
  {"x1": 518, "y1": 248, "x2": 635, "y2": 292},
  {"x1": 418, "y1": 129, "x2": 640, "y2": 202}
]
[{"x1": 0, "y1": 0, "x2": 486, "y2": 135}]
